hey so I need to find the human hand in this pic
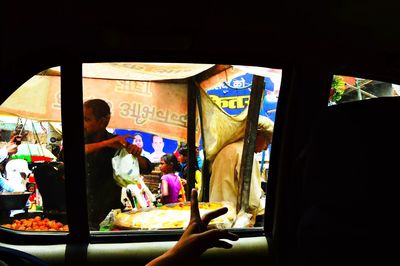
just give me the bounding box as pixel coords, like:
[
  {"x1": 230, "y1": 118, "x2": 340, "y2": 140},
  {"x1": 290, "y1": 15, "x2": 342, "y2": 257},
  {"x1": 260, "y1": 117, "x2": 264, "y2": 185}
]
[
  {"x1": 147, "y1": 189, "x2": 239, "y2": 265},
  {"x1": 180, "y1": 178, "x2": 187, "y2": 186},
  {"x1": 10, "y1": 134, "x2": 22, "y2": 145},
  {"x1": 105, "y1": 134, "x2": 134, "y2": 149},
  {"x1": 125, "y1": 143, "x2": 142, "y2": 157},
  {"x1": 6, "y1": 136, "x2": 19, "y2": 156}
]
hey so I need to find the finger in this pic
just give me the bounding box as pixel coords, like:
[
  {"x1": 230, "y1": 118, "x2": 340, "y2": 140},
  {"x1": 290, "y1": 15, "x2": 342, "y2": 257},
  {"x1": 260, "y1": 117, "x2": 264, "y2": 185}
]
[
  {"x1": 125, "y1": 143, "x2": 132, "y2": 152},
  {"x1": 124, "y1": 134, "x2": 135, "y2": 141},
  {"x1": 113, "y1": 136, "x2": 125, "y2": 147},
  {"x1": 196, "y1": 228, "x2": 239, "y2": 243},
  {"x1": 132, "y1": 144, "x2": 140, "y2": 152},
  {"x1": 190, "y1": 189, "x2": 201, "y2": 223},
  {"x1": 120, "y1": 138, "x2": 129, "y2": 148},
  {"x1": 201, "y1": 207, "x2": 228, "y2": 225},
  {"x1": 132, "y1": 146, "x2": 142, "y2": 156},
  {"x1": 182, "y1": 220, "x2": 201, "y2": 235},
  {"x1": 212, "y1": 240, "x2": 234, "y2": 249},
  {"x1": 128, "y1": 145, "x2": 138, "y2": 155}
]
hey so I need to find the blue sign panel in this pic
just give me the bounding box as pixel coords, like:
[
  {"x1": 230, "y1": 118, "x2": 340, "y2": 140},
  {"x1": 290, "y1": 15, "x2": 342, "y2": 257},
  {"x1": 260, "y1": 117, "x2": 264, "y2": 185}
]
[
  {"x1": 206, "y1": 73, "x2": 278, "y2": 121},
  {"x1": 114, "y1": 73, "x2": 279, "y2": 160}
]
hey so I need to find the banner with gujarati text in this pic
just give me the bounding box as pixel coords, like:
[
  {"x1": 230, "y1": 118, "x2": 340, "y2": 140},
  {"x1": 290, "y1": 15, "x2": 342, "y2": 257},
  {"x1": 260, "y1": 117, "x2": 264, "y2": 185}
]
[
  {"x1": 83, "y1": 78, "x2": 188, "y2": 140},
  {"x1": 0, "y1": 75, "x2": 188, "y2": 141}
]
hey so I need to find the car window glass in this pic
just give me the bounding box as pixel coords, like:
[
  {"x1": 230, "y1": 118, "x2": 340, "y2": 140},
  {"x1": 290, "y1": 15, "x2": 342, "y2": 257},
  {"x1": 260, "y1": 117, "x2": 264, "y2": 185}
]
[
  {"x1": 0, "y1": 67, "x2": 68, "y2": 233},
  {"x1": 329, "y1": 75, "x2": 400, "y2": 106},
  {"x1": 80, "y1": 63, "x2": 282, "y2": 232}
]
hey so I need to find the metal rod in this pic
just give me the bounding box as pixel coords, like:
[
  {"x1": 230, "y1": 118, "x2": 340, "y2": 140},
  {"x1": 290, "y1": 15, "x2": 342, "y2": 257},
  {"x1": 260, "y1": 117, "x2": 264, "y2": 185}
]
[
  {"x1": 193, "y1": 79, "x2": 209, "y2": 202},
  {"x1": 19, "y1": 118, "x2": 28, "y2": 135},
  {"x1": 187, "y1": 79, "x2": 197, "y2": 200},
  {"x1": 239, "y1": 75, "x2": 265, "y2": 212}
]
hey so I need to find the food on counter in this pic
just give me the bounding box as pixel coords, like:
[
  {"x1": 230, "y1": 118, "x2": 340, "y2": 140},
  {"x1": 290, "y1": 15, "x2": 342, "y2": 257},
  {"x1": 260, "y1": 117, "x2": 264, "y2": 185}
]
[
  {"x1": 1, "y1": 216, "x2": 68, "y2": 231},
  {"x1": 159, "y1": 202, "x2": 225, "y2": 211},
  {"x1": 114, "y1": 201, "x2": 236, "y2": 230}
]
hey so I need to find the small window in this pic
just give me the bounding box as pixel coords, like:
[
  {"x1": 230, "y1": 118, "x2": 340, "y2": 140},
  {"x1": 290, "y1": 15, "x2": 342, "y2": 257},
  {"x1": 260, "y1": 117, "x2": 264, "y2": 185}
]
[
  {"x1": 81, "y1": 63, "x2": 282, "y2": 232},
  {"x1": 0, "y1": 67, "x2": 68, "y2": 233},
  {"x1": 329, "y1": 75, "x2": 400, "y2": 106}
]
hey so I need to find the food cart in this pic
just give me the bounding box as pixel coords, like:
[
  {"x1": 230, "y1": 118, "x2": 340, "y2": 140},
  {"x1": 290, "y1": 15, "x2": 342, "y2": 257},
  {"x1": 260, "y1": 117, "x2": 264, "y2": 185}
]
[{"x1": 0, "y1": 63, "x2": 281, "y2": 230}]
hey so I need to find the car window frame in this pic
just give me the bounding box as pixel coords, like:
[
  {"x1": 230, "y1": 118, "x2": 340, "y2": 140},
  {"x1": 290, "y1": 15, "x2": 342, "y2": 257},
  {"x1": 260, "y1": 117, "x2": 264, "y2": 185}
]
[{"x1": 0, "y1": 61, "x2": 279, "y2": 245}]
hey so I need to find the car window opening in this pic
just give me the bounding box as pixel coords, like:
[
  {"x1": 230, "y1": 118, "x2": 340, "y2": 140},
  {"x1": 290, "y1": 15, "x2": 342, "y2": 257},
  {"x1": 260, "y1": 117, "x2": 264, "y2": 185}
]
[{"x1": 0, "y1": 63, "x2": 282, "y2": 238}]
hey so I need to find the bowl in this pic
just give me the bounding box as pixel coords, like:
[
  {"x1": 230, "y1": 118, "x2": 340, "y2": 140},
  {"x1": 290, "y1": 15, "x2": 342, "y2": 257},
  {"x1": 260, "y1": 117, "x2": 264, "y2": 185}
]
[{"x1": 0, "y1": 192, "x2": 31, "y2": 211}]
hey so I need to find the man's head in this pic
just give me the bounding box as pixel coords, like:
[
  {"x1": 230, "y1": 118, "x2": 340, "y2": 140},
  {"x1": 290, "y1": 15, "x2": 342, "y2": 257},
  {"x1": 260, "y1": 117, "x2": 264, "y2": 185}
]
[
  {"x1": 26, "y1": 182, "x2": 36, "y2": 193},
  {"x1": 177, "y1": 144, "x2": 188, "y2": 163},
  {"x1": 133, "y1": 133, "x2": 144, "y2": 149},
  {"x1": 152, "y1": 135, "x2": 164, "y2": 153},
  {"x1": 83, "y1": 99, "x2": 111, "y2": 137},
  {"x1": 254, "y1": 115, "x2": 274, "y2": 153}
]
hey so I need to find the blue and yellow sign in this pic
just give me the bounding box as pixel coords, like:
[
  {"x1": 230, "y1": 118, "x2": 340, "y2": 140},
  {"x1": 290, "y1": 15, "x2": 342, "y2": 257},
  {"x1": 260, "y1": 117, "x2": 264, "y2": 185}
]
[{"x1": 207, "y1": 73, "x2": 278, "y2": 120}]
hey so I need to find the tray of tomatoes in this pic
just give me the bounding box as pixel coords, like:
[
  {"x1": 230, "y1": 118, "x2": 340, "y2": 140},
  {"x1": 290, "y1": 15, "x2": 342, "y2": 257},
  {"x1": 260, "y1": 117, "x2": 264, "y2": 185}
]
[{"x1": 1, "y1": 215, "x2": 68, "y2": 231}]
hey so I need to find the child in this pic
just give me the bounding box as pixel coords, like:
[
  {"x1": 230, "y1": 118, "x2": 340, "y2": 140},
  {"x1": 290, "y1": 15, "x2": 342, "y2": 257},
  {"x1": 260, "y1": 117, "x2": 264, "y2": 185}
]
[
  {"x1": 177, "y1": 145, "x2": 202, "y2": 199},
  {"x1": 159, "y1": 153, "x2": 184, "y2": 204},
  {"x1": 26, "y1": 182, "x2": 37, "y2": 209}
]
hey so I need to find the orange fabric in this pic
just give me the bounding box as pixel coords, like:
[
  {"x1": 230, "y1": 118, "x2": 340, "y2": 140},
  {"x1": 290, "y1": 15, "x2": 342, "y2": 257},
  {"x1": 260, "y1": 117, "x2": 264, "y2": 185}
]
[{"x1": 178, "y1": 178, "x2": 186, "y2": 202}]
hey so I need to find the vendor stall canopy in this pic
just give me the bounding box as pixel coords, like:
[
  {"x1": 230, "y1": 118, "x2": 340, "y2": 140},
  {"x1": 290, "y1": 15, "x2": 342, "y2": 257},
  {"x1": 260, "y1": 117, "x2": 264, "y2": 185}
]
[{"x1": 0, "y1": 62, "x2": 282, "y2": 160}]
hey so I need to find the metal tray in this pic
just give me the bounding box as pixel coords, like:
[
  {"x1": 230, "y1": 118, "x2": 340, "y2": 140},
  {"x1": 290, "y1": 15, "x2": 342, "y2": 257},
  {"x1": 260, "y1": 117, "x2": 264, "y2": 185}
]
[{"x1": 0, "y1": 192, "x2": 31, "y2": 211}]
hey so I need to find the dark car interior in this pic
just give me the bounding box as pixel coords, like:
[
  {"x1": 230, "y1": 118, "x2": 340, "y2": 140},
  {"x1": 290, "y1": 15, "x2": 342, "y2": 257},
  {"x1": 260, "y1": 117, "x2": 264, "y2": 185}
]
[
  {"x1": 1, "y1": 1, "x2": 400, "y2": 265},
  {"x1": 297, "y1": 97, "x2": 399, "y2": 265}
]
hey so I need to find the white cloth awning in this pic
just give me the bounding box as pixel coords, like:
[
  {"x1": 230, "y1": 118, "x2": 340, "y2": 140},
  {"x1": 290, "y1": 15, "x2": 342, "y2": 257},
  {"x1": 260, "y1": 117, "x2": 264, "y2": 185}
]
[{"x1": 49, "y1": 63, "x2": 215, "y2": 81}]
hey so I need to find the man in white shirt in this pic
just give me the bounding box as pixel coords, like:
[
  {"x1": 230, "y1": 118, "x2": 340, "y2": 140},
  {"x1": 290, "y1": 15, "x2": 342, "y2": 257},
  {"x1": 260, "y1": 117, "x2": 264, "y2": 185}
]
[
  {"x1": 209, "y1": 116, "x2": 274, "y2": 226},
  {"x1": 0, "y1": 135, "x2": 19, "y2": 192}
]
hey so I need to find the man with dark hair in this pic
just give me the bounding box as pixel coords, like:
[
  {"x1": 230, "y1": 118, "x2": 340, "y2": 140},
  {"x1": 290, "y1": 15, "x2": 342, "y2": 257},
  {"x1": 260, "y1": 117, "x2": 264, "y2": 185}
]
[
  {"x1": 84, "y1": 99, "x2": 153, "y2": 230},
  {"x1": 176, "y1": 144, "x2": 203, "y2": 199},
  {"x1": 177, "y1": 144, "x2": 188, "y2": 177}
]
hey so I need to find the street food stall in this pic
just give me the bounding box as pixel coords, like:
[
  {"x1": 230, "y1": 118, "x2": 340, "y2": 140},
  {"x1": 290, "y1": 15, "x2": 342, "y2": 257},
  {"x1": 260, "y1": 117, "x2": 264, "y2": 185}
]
[
  {"x1": 0, "y1": 117, "x2": 66, "y2": 231},
  {"x1": 0, "y1": 63, "x2": 281, "y2": 231}
]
